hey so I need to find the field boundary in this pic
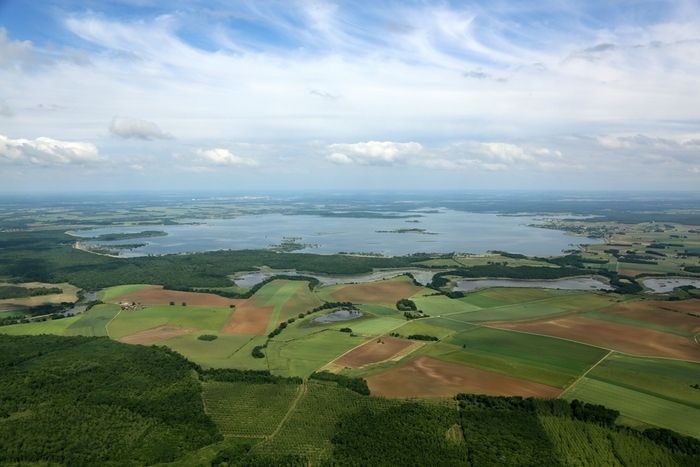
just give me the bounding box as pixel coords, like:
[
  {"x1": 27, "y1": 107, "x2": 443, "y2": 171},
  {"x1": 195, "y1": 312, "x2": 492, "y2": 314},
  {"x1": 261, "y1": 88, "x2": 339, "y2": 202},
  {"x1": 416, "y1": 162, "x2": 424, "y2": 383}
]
[{"x1": 558, "y1": 349, "x2": 613, "y2": 398}]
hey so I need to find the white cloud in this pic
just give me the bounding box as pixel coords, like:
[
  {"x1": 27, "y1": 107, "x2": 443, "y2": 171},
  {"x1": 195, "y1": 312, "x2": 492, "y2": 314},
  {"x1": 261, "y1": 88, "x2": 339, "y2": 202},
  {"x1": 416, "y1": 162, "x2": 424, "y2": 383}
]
[
  {"x1": 195, "y1": 148, "x2": 258, "y2": 167},
  {"x1": 0, "y1": 100, "x2": 13, "y2": 117},
  {"x1": 326, "y1": 141, "x2": 423, "y2": 165},
  {"x1": 0, "y1": 28, "x2": 33, "y2": 70},
  {"x1": 0, "y1": 134, "x2": 103, "y2": 165},
  {"x1": 109, "y1": 117, "x2": 172, "y2": 140}
]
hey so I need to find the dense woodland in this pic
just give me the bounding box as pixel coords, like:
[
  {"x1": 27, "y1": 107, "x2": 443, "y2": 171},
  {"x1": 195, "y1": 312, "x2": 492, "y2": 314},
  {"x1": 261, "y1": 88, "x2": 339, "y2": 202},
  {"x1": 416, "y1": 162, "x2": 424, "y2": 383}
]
[{"x1": 1, "y1": 334, "x2": 698, "y2": 466}]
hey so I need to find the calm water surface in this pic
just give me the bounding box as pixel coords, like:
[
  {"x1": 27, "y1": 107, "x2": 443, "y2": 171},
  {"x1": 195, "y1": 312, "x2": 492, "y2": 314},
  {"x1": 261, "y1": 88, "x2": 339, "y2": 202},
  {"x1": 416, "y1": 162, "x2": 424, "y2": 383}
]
[{"x1": 71, "y1": 210, "x2": 599, "y2": 257}]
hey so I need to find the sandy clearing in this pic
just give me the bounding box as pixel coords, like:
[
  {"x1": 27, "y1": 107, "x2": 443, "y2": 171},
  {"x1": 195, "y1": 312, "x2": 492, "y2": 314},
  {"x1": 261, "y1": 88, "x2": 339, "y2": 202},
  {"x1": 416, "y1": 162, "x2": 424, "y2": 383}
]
[
  {"x1": 335, "y1": 337, "x2": 417, "y2": 368},
  {"x1": 115, "y1": 285, "x2": 240, "y2": 307},
  {"x1": 495, "y1": 315, "x2": 700, "y2": 361},
  {"x1": 367, "y1": 356, "x2": 561, "y2": 398},
  {"x1": 330, "y1": 279, "x2": 423, "y2": 305},
  {"x1": 119, "y1": 324, "x2": 191, "y2": 345}
]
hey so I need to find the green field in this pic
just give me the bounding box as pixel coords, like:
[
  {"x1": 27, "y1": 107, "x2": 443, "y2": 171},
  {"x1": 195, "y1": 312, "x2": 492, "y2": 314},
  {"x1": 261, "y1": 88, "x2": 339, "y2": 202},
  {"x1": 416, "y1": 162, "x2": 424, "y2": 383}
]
[
  {"x1": 458, "y1": 287, "x2": 573, "y2": 308},
  {"x1": 446, "y1": 292, "x2": 618, "y2": 323},
  {"x1": 202, "y1": 381, "x2": 300, "y2": 437},
  {"x1": 0, "y1": 315, "x2": 81, "y2": 335},
  {"x1": 412, "y1": 294, "x2": 482, "y2": 315},
  {"x1": 426, "y1": 327, "x2": 608, "y2": 388},
  {"x1": 65, "y1": 303, "x2": 120, "y2": 336},
  {"x1": 266, "y1": 330, "x2": 367, "y2": 377},
  {"x1": 586, "y1": 354, "x2": 700, "y2": 409},
  {"x1": 107, "y1": 305, "x2": 234, "y2": 339},
  {"x1": 97, "y1": 284, "x2": 149, "y2": 302},
  {"x1": 564, "y1": 377, "x2": 700, "y2": 438},
  {"x1": 164, "y1": 333, "x2": 255, "y2": 368}
]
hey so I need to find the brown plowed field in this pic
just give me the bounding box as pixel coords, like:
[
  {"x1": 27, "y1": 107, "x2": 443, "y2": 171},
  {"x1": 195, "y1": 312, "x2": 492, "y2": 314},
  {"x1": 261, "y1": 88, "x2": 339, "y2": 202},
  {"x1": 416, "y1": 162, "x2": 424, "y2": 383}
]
[
  {"x1": 336, "y1": 337, "x2": 416, "y2": 368},
  {"x1": 119, "y1": 325, "x2": 191, "y2": 345},
  {"x1": 367, "y1": 356, "x2": 561, "y2": 398},
  {"x1": 494, "y1": 315, "x2": 700, "y2": 361},
  {"x1": 221, "y1": 299, "x2": 273, "y2": 335},
  {"x1": 330, "y1": 279, "x2": 423, "y2": 305},
  {"x1": 115, "y1": 285, "x2": 240, "y2": 307},
  {"x1": 602, "y1": 300, "x2": 700, "y2": 334}
]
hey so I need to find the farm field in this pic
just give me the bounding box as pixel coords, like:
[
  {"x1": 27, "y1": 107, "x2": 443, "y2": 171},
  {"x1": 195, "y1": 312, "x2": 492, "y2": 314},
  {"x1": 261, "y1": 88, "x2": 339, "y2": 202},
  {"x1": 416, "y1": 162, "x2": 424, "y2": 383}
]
[
  {"x1": 107, "y1": 284, "x2": 239, "y2": 307},
  {"x1": 427, "y1": 327, "x2": 608, "y2": 388},
  {"x1": 317, "y1": 275, "x2": 425, "y2": 305},
  {"x1": 564, "y1": 377, "x2": 700, "y2": 438},
  {"x1": 0, "y1": 282, "x2": 80, "y2": 311},
  {"x1": 366, "y1": 355, "x2": 562, "y2": 398},
  {"x1": 495, "y1": 315, "x2": 700, "y2": 361}
]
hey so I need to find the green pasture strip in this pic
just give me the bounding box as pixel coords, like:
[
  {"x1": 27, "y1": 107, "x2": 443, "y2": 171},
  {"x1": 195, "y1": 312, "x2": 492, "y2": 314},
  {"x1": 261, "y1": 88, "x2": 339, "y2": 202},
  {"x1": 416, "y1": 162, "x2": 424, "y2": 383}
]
[
  {"x1": 107, "y1": 305, "x2": 234, "y2": 339},
  {"x1": 585, "y1": 353, "x2": 700, "y2": 410},
  {"x1": 266, "y1": 330, "x2": 366, "y2": 378},
  {"x1": 0, "y1": 315, "x2": 80, "y2": 336},
  {"x1": 64, "y1": 303, "x2": 120, "y2": 336},
  {"x1": 563, "y1": 377, "x2": 700, "y2": 438},
  {"x1": 446, "y1": 292, "x2": 617, "y2": 323},
  {"x1": 458, "y1": 287, "x2": 573, "y2": 308},
  {"x1": 412, "y1": 294, "x2": 482, "y2": 315},
  {"x1": 164, "y1": 333, "x2": 255, "y2": 369},
  {"x1": 425, "y1": 327, "x2": 607, "y2": 388},
  {"x1": 98, "y1": 284, "x2": 150, "y2": 302}
]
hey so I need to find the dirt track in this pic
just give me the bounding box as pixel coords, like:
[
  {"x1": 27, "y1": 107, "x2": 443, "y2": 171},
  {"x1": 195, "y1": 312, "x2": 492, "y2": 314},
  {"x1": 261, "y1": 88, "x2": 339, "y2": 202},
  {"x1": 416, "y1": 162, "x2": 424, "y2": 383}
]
[{"x1": 367, "y1": 356, "x2": 561, "y2": 398}]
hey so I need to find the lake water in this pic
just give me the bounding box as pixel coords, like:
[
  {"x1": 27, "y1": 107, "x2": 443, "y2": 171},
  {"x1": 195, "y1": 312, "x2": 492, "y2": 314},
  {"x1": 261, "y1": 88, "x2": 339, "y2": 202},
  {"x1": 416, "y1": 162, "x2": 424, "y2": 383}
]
[
  {"x1": 312, "y1": 309, "x2": 363, "y2": 324},
  {"x1": 231, "y1": 268, "x2": 446, "y2": 288},
  {"x1": 71, "y1": 209, "x2": 599, "y2": 257},
  {"x1": 641, "y1": 277, "x2": 700, "y2": 293},
  {"x1": 453, "y1": 277, "x2": 612, "y2": 292}
]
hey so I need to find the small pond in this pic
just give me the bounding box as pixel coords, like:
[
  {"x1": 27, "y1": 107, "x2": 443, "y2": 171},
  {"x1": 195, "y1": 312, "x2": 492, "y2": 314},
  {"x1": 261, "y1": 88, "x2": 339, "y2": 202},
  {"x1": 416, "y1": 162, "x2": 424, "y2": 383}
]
[{"x1": 312, "y1": 308, "x2": 363, "y2": 324}]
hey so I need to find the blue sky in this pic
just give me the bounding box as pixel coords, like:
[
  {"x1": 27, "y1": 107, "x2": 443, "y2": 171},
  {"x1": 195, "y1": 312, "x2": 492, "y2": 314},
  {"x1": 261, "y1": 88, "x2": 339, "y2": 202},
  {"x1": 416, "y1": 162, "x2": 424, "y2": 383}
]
[{"x1": 0, "y1": 0, "x2": 699, "y2": 192}]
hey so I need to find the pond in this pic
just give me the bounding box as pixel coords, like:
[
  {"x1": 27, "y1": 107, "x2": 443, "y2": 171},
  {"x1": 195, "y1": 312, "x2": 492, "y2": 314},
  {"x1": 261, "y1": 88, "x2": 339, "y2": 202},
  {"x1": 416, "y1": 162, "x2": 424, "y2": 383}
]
[
  {"x1": 453, "y1": 276, "x2": 612, "y2": 292},
  {"x1": 311, "y1": 308, "x2": 363, "y2": 324},
  {"x1": 640, "y1": 276, "x2": 700, "y2": 293},
  {"x1": 70, "y1": 209, "x2": 600, "y2": 257}
]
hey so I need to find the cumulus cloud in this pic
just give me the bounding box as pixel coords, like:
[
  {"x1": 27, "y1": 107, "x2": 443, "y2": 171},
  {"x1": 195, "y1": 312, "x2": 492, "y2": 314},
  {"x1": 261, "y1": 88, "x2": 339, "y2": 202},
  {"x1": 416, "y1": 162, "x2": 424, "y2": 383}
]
[
  {"x1": 0, "y1": 134, "x2": 103, "y2": 165},
  {"x1": 423, "y1": 142, "x2": 566, "y2": 172},
  {"x1": 326, "y1": 141, "x2": 423, "y2": 165},
  {"x1": 109, "y1": 117, "x2": 172, "y2": 140},
  {"x1": 195, "y1": 148, "x2": 258, "y2": 167}
]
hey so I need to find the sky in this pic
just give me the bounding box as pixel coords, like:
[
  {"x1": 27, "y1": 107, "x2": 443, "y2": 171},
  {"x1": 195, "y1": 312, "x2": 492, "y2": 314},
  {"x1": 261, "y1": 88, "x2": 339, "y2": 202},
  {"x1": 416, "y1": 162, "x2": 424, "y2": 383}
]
[{"x1": 0, "y1": 0, "x2": 699, "y2": 192}]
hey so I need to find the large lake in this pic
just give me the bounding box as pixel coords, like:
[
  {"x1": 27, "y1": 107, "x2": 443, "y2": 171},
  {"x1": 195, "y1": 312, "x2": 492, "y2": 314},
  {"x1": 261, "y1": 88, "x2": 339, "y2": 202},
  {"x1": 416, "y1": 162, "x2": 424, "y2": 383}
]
[{"x1": 71, "y1": 210, "x2": 598, "y2": 257}]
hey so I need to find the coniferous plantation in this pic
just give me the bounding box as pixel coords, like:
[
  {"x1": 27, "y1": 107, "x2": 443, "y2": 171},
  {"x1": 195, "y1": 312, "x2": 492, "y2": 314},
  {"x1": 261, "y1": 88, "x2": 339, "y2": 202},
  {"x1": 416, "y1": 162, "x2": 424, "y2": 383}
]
[{"x1": 2, "y1": 334, "x2": 698, "y2": 466}]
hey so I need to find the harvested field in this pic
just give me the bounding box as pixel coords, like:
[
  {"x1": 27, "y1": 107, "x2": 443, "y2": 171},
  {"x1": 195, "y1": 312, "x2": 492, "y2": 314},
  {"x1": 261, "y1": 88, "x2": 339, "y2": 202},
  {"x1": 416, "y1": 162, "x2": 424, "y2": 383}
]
[
  {"x1": 601, "y1": 300, "x2": 700, "y2": 333},
  {"x1": 495, "y1": 316, "x2": 700, "y2": 361},
  {"x1": 221, "y1": 299, "x2": 273, "y2": 335},
  {"x1": 330, "y1": 278, "x2": 423, "y2": 305},
  {"x1": 335, "y1": 337, "x2": 417, "y2": 368},
  {"x1": 114, "y1": 285, "x2": 240, "y2": 307},
  {"x1": 367, "y1": 356, "x2": 561, "y2": 398},
  {"x1": 119, "y1": 324, "x2": 191, "y2": 345}
]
